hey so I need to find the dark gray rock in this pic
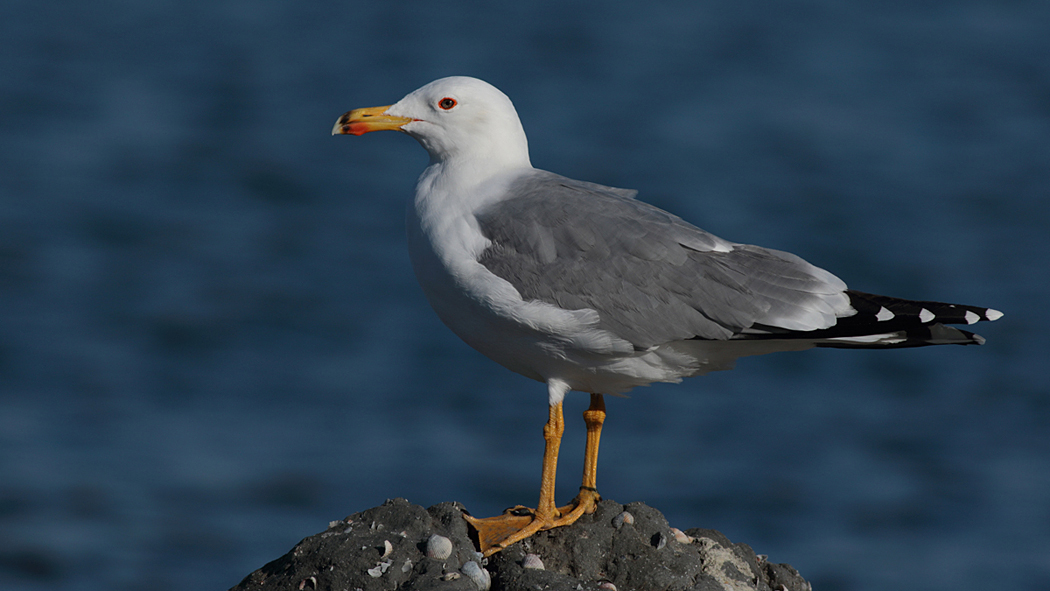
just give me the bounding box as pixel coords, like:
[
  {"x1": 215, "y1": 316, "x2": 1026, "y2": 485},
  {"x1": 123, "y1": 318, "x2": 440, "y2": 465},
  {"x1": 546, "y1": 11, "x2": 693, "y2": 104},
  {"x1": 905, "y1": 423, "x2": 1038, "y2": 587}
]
[{"x1": 230, "y1": 498, "x2": 811, "y2": 591}]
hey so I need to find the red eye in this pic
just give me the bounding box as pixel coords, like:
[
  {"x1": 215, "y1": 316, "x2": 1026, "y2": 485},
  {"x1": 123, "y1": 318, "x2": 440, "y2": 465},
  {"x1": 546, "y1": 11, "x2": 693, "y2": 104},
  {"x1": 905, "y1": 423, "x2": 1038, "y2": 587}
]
[{"x1": 438, "y1": 97, "x2": 457, "y2": 110}]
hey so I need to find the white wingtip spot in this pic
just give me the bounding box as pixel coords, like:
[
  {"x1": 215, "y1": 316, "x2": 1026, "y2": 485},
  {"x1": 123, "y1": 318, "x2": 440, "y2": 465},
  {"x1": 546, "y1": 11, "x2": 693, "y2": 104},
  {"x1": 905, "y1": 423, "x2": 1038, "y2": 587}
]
[
  {"x1": 919, "y1": 308, "x2": 935, "y2": 323},
  {"x1": 985, "y1": 308, "x2": 1003, "y2": 321},
  {"x1": 964, "y1": 311, "x2": 980, "y2": 324},
  {"x1": 876, "y1": 306, "x2": 895, "y2": 321}
]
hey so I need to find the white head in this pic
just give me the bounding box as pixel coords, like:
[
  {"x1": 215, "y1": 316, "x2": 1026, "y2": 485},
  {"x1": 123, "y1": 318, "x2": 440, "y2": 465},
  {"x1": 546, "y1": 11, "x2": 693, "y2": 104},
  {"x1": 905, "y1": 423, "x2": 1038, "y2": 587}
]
[{"x1": 334, "y1": 76, "x2": 531, "y2": 171}]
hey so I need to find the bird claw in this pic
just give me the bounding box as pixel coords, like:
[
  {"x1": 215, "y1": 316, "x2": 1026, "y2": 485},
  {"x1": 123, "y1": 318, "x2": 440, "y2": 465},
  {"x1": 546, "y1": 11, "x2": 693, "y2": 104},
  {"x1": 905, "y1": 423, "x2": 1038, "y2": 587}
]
[{"x1": 463, "y1": 489, "x2": 601, "y2": 556}]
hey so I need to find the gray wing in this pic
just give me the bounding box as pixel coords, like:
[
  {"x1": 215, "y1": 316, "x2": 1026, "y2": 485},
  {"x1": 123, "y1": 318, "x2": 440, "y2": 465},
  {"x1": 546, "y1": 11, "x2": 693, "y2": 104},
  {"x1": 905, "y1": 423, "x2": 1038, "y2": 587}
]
[{"x1": 475, "y1": 170, "x2": 849, "y2": 349}]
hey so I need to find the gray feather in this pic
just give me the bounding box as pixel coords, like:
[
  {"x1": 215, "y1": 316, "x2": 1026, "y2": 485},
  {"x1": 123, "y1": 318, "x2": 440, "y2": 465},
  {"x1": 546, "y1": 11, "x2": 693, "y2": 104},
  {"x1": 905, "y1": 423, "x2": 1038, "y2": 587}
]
[{"x1": 475, "y1": 170, "x2": 846, "y2": 349}]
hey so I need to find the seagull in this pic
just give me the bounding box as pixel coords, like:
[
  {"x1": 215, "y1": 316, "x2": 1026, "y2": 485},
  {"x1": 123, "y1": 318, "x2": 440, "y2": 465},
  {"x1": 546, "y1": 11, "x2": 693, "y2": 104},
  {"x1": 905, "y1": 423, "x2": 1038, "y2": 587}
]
[{"x1": 332, "y1": 76, "x2": 1002, "y2": 556}]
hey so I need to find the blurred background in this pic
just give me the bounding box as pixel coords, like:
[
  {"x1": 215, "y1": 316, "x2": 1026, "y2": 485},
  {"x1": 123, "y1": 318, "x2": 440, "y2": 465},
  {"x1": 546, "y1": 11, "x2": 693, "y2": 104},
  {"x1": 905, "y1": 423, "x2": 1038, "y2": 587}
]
[{"x1": 1, "y1": 1, "x2": 1047, "y2": 590}]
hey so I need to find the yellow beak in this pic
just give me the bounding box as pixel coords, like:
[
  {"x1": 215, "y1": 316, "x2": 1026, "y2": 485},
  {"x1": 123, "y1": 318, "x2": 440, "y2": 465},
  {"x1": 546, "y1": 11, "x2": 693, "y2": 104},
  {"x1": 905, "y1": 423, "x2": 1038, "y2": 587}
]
[{"x1": 332, "y1": 105, "x2": 415, "y2": 136}]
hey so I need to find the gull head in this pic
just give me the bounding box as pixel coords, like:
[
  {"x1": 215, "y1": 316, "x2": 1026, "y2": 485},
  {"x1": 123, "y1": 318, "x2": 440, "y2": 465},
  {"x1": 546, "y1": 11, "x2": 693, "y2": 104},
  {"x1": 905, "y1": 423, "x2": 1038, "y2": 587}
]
[{"x1": 333, "y1": 76, "x2": 531, "y2": 170}]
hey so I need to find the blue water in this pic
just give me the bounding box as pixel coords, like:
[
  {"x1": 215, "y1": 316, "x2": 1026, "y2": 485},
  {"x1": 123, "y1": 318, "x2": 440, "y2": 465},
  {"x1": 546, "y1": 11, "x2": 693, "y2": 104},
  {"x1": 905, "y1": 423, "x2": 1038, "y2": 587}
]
[{"x1": 1, "y1": 2, "x2": 1047, "y2": 590}]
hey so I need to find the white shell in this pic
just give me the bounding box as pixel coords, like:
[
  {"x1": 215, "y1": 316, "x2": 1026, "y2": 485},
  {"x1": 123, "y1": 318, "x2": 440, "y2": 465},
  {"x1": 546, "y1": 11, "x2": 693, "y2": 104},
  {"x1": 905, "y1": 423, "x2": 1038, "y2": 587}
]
[
  {"x1": 670, "y1": 528, "x2": 694, "y2": 544},
  {"x1": 426, "y1": 534, "x2": 453, "y2": 560},
  {"x1": 462, "y1": 560, "x2": 491, "y2": 591}
]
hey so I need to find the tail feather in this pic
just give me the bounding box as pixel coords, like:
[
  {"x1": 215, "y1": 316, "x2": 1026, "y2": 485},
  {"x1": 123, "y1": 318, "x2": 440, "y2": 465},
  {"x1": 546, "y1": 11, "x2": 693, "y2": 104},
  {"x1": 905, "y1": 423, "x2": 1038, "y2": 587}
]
[
  {"x1": 742, "y1": 290, "x2": 1002, "y2": 349},
  {"x1": 844, "y1": 290, "x2": 1002, "y2": 327}
]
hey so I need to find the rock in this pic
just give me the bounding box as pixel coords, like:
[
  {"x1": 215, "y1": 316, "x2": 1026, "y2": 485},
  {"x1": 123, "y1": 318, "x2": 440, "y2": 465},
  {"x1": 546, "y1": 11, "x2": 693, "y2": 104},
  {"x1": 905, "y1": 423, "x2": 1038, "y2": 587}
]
[{"x1": 229, "y1": 498, "x2": 811, "y2": 591}]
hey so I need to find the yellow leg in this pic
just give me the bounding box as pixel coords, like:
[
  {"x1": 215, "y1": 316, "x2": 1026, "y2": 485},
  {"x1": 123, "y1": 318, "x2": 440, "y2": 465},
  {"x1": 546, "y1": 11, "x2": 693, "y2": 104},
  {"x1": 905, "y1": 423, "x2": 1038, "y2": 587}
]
[
  {"x1": 465, "y1": 394, "x2": 607, "y2": 556},
  {"x1": 582, "y1": 393, "x2": 605, "y2": 492},
  {"x1": 556, "y1": 393, "x2": 604, "y2": 520}
]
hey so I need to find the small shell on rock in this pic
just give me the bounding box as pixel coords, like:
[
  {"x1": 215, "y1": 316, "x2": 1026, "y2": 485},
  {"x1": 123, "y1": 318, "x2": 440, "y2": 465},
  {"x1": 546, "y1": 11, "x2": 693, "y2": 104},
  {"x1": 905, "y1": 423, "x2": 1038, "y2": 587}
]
[
  {"x1": 612, "y1": 511, "x2": 634, "y2": 528},
  {"x1": 599, "y1": 582, "x2": 617, "y2": 591},
  {"x1": 670, "y1": 528, "x2": 693, "y2": 544},
  {"x1": 442, "y1": 572, "x2": 461, "y2": 581},
  {"x1": 366, "y1": 559, "x2": 392, "y2": 578},
  {"x1": 462, "y1": 561, "x2": 491, "y2": 591},
  {"x1": 402, "y1": 558, "x2": 413, "y2": 573},
  {"x1": 380, "y1": 539, "x2": 393, "y2": 558},
  {"x1": 426, "y1": 534, "x2": 453, "y2": 560},
  {"x1": 298, "y1": 576, "x2": 317, "y2": 590},
  {"x1": 522, "y1": 554, "x2": 544, "y2": 570}
]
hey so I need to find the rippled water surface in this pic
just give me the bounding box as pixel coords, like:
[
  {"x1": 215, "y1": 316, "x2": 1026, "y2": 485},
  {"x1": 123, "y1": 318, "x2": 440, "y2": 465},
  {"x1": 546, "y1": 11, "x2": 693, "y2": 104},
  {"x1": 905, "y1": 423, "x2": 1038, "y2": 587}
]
[{"x1": 2, "y1": 2, "x2": 1048, "y2": 590}]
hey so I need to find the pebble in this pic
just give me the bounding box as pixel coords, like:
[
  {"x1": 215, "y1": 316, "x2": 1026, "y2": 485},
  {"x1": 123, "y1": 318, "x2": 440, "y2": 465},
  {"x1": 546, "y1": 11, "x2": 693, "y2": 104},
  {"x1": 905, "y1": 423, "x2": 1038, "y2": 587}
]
[
  {"x1": 612, "y1": 511, "x2": 634, "y2": 528},
  {"x1": 426, "y1": 534, "x2": 453, "y2": 560},
  {"x1": 462, "y1": 561, "x2": 491, "y2": 591},
  {"x1": 522, "y1": 553, "x2": 544, "y2": 570},
  {"x1": 598, "y1": 582, "x2": 617, "y2": 591}
]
